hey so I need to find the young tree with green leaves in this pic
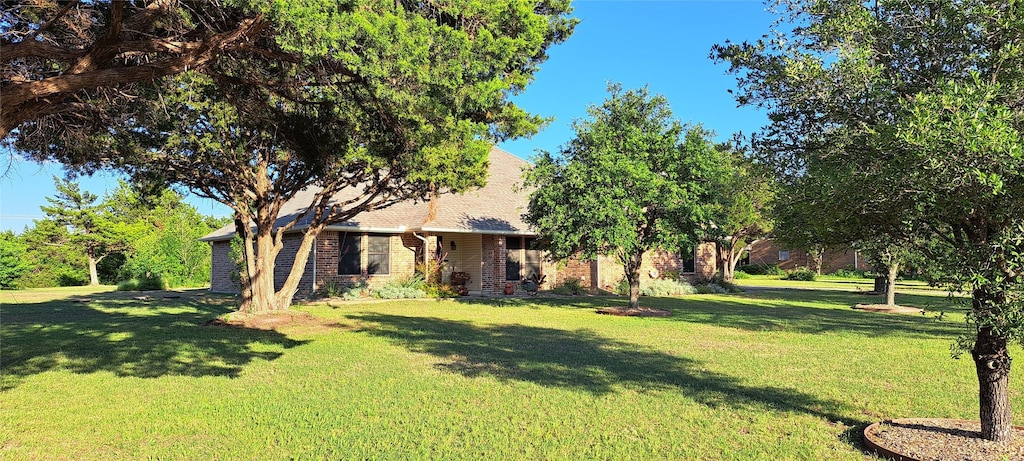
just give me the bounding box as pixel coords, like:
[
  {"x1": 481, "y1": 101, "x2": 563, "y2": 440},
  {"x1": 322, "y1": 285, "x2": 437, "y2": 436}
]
[
  {"x1": 715, "y1": 0, "x2": 1024, "y2": 441},
  {"x1": 706, "y1": 141, "x2": 774, "y2": 281},
  {"x1": 522, "y1": 84, "x2": 723, "y2": 310},
  {"x1": 17, "y1": 1, "x2": 576, "y2": 313},
  {"x1": 39, "y1": 177, "x2": 120, "y2": 286}
]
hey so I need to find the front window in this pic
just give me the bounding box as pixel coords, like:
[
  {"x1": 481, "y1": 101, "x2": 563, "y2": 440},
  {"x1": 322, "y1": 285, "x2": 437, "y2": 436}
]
[
  {"x1": 779, "y1": 250, "x2": 790, "y2": 261},
  {"x1": 367, "y1": 234, "x2": 390, "y2": 275},
  {"x1": 682, "y1": 246, "x2": 696, "y2": 273},
  {"x1": 506, "y1": 236, "x2": 542, "y2": 280},
  {"x1": 339, "y1": 233, "x2": 361, "y2": 275}
]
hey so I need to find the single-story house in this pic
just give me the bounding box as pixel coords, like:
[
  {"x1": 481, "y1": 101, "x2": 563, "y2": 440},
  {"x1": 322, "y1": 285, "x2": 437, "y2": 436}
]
[
  {"x1": 201, "y1": 147, "x2": 718, "y2": 296},
  {"x1": 746, "y1": 238, "x2": 872, "y2": 273}
]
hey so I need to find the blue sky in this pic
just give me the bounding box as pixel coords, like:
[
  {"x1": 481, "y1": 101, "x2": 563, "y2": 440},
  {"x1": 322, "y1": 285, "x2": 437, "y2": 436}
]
[{"x1": 0, "y1": 0, "x2": 776, "y2": 233}]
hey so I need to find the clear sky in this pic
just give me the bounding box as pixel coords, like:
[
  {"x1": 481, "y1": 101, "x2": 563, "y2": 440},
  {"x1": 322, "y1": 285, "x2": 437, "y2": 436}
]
[{"x1": 0, "y1": 0, "x2": 776, "y2": 233}]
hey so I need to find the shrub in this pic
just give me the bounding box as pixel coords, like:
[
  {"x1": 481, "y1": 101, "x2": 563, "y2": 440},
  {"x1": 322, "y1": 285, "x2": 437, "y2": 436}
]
[
  {"x1": 830, "y1": 268, "x2": 868, "y2": 278},
  {"x1": 640, "y1": 279, "x2": 696, "y2": 296},
  {"x1": 424, "y1": 283, "x2": 459, "y2": 298},
  {"x1": 783, "y1": 268, "x2": 817, "y2": 281},
  {"x1": 117, "y1": 274, "x2": 167, "y2": 291},
  {"x1": 735, "y1": 263, "x2": 784, "y2": 276},
  {"x1": 374, "y1": 285, "x2": 427, "y2": 299},
  {"x1": 614, "y1": 278, "x2": 695, "y2": 296},
  {"x1": 733, "y1": 270, "x2": 752, "y2": 279},
  {"x1": 559, "y1": 277, "x2": 585, "y2": 295},
  {"x1": 660, "y1": 270, "x2": 681, "y2": 281},
  {"x1": 695, "y1": 283, "x2": 728, "y2": 294}
]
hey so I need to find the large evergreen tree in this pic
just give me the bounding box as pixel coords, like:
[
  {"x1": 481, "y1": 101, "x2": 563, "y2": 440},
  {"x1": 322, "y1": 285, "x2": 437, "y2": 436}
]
[
  {"x1": 522, "y1": 85, "x2": 723, "y2": 310},
  {"x1": 12, "y1": 1, "x2": 576, "y2": 313},
  {"x1": 714, "y1": 0, "x2": 1024, "y2": 441},
  {"x1": 39, "y1": 177, "x2": 119, "y2": 286}
]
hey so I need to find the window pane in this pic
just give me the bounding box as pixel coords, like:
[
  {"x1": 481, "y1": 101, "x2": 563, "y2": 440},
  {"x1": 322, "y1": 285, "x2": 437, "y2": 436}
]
[
  {"x1": 367, "y1": 234, "x2": 390, "y2": 275},
  {"x1": 368, "y1": 235, "x2": 390, "y2": 254},
  {"x1": 339, "y1": 233, "x2": 361, "y2": 275},
  {"x1": 368, "y1": 254, "x2": 389, "y2": 275},
  {"x1": 683, "y1": 247, "x2": 696, "y2": 273},
  {"x1": 524, "y1": 247, "x2": 542, "y2": 280},
  {"x1": 779, "y1": 250, "x2": 790, "y2": 261},
  {"x1": 505, "y1": 237, "x2": 521, "y2": 280}
]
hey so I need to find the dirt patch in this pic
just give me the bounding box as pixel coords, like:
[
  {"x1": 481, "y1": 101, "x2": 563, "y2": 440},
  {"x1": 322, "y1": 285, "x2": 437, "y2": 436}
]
[
  {"x1": 852, "y1": 304, "x2": 924, "y2": 315},
  {"x1": 204, "y1": 311, "x2": 324, "y2": 331},
  {"x1": 596, "y1": 307, "x2": 672, "y2": 317},
  {"x1": 865, "y1": 418, "x2": 1024, "y2": 460}
]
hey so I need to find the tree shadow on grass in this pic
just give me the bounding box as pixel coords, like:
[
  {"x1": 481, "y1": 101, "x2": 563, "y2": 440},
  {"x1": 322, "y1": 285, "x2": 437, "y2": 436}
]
[
  {"x1": 349, "y1": 313, "x2": 862, "y2": 427},
  {"x1": 1, "y1": 291, "x2": 307, "y2": 391},
  {"x1": 462, "y1": 288, "x2": 965, "y2": 340}
]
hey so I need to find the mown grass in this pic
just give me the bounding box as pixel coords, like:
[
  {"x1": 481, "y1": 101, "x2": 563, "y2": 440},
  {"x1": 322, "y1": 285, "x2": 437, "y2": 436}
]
[{"x1": 1, "y1": 284, "x2": 1018, "y2": 459}]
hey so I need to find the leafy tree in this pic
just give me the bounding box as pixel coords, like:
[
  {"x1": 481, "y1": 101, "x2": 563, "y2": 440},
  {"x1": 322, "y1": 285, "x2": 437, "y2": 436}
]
[
  {"x1": 522, "y1": 84, "x2": 723, "y2": 310},
  {"x1": 106, "y1": 182, "x2": 227, "y2": 288},
  {"x1": 16, "y1": 219, "x2": 88, "y2": 288},
  {"x1": 714, "y1": 0, "x2": 1024, "y2": 441},
  {"x1": 706, "y1": 141, "x2": 774, "y2": 281},
  {"x1": 16, "y1": 1, "x2": 576, "y2": 313},
  {"x1": 0, "y1": 231, "x2": 32, "y2": 289},
  {"x1": 39, "y1": 177, "x2": 120, "y2": 286}
]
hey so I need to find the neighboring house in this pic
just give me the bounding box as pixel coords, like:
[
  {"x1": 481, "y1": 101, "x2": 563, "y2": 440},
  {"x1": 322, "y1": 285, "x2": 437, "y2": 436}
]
[
  {"x1": 201, "y1": 148, "x2": 717, "y2": 296},
  {"x1": 746, "y1": 238, "x2": 871, "y2": 273}
]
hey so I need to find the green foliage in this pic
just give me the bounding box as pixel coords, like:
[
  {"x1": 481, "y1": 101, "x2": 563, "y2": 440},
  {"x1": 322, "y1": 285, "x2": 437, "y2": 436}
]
[
  {"x1": 733, "y1": 271, "x2": 752, "y2": 280},
  {"x1": 116, "y1": 275, "x2": 168, "y2": 292},
  {"x1": 736, "y1": 263, "x2": 783, "y2": 276},
  {"x1": 784, "y1": 269, "x2": 817, "y2": 282},
  {"x1": 615, "y1": 278, "x2": 696, "y2": 297},
  {"x1": 830, "y1": 268, "x2": 868, "y2": 279},
  {"x1": 423, "y1": 283, "x2": 460, "y2": 299},
  {"x1": 523, "y1": 84, "x2": 725, "y2": 308},
  {"x1": 694, "y1": 283, "x2": 728, "y2": 295},
  {"x1": 0, "y1": 231, "x2": 31, "y2": 289},
  {"x1": 374, "y1": 275, "x2": 428, "y2": 299},
  {"x1": 14, "y1": 219, "x2": 88, "y2": 288},
  {"x1": 558, "y1": 277, "x2": 585, "y2": 295}
]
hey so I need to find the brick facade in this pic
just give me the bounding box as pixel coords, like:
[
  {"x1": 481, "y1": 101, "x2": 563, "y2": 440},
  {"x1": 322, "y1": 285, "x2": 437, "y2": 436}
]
[
  {"x1": 209, "y1": 241, "x2": 238, "y2": 293},
  {"x1": 209, "y1": 232, "x2": 720, "y2": 296},
  {"x1": 313, "y1": 231, "x2": 419, "y2": 292},
  {"x1": 747, "y1": 239, "x2": 871, "y2": 273}
]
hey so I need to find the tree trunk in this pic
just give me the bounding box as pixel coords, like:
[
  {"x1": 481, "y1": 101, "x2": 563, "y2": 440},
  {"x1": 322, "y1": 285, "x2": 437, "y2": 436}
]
[
  {"x1": 972, "y1": 287, "x2": 1013, "y2": 442},
  {"x1": 716, "y1": 240, "x2": 734, "y2": 281},
  {"x1": 274, "y1": 226, "x2": 322, "y2": 309},
  {"x1": 87, "y1": 254, "x2": 100, "y2": 286},
  {"x1": 239, "y1": 222, "x2": 282, "y2": 314},
  {"x1": 885, "y1": 262, "x2": 899, "y2": 306},
  {"x1": 622, "y1": 252, "x2": 643, "y2": 309}
]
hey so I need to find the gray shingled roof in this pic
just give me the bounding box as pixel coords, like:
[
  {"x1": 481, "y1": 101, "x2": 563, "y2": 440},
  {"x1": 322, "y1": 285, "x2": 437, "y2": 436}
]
[{"x1": 200, "y1": 147, "x2": 536, "y2": 241}]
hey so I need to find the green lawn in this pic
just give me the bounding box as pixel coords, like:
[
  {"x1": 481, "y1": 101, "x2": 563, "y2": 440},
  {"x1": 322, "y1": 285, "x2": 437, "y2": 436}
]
[{"x1": 1, "y1": 284, "x2": 1018, "y2": 459}]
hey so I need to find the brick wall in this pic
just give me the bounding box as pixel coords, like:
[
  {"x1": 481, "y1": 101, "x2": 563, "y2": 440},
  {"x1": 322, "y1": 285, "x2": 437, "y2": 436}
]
[
  {"x1": 209, "y1": 241, "x2": 239, "y2": 293},
  {"x1": 481, "y1": 235, "x2": 496, "y2": 292},
  {"x1": 273, "y1": 233, "x2": 315, "y2": 296},
  {"x1": 313, "y1": 231, "x2": 418, "y2": 292},
  {"x1": 748, "y1": 239, "x2": 870, "y2": 273}
]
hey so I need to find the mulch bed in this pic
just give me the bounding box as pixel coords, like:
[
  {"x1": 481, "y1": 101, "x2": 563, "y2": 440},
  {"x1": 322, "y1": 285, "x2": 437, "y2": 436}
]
[
  {"x1": 852, "y1": 303, "x2": 925, "y2": 315},
  {"x1": 864, "y1": 418, "x2": 1024, "y2": 460},
  {"x1": 204, "y1": 311, "x2": 321, "y2": 330},
  {"x1": 595, "y1": 307, "x2": 671, "y2": 317}
]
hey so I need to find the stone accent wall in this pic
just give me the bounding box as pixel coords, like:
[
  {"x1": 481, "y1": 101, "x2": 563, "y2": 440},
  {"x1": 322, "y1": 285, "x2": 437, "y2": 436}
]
[
  {"x1": 313, "y1": 231, "x2": 418, "y2": 291},
  {"x1": 209, "y1": 241, "x2": 239, "y2": 293}
]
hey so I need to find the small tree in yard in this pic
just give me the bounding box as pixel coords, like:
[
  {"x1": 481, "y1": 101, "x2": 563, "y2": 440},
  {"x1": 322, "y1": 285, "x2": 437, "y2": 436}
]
[
  {"x1": 715, "y1": 0, "x2": 1024, "y2": 441},
  {"x1": 706, "y1": 141, "x2": 774, "y2": 281},
  {"x1": 39, "y1": 177, "x2": 120, "y2": 286},
  {"x1": 522, "y1": 84, "x2": 723, "y2": 310}
]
